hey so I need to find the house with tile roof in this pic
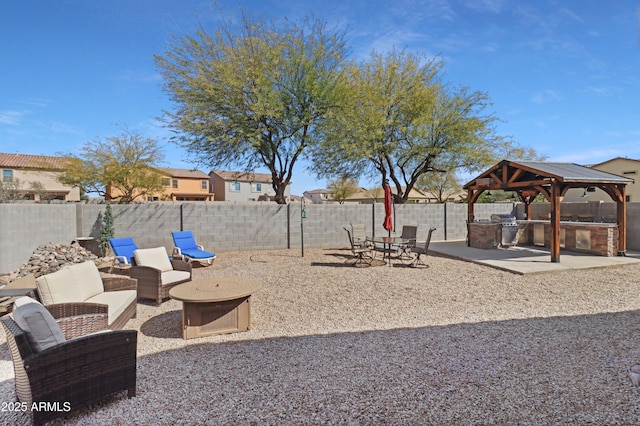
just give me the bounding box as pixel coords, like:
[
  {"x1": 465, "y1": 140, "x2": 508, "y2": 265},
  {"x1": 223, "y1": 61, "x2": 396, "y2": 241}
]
[
  {"x1": 209, "y1": 170, "x2": 289, "y2": 202},
  {"x1": 303, "y1": 188, "x2": 333, "y2": 203},
  {"x1": 563, "y1": 157, "x2": 639, "y2": 202},
  {"x1": 106, "y1": 167, "x2": 214, "y2": 201},
  {"x1": 0, "y1": 153, "x2": 81, "y2": 201}
]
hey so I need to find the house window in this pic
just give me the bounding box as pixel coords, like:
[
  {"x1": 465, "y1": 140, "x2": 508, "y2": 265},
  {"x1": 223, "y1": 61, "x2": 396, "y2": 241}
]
[
  {"x1": 172, "y1": 179, "x2": 178, "y2": 189},
  {"x1": 147, "y1": 196, "x2": 159, "y2": 201},
  {"x1": 252, "y1": 183, "x2": 262, "y2": 192},
  {"x1": 201, "y1": 180, "x2": 208, "y2": 190},
  {"x1": 230, "y1": 181, "x2": 240, "y2": 192},
  {"x1": 2, "y1": 169, "x2": 13, "y2": 183},
  {"x1": 162, "y1": 178, "x2": 171, "y2": 186}
]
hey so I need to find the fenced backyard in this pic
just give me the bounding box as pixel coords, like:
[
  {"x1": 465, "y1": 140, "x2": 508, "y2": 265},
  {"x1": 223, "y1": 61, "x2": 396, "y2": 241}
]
[{"x1": 3, "y1": 200, "x2": 640, "y2": 274}]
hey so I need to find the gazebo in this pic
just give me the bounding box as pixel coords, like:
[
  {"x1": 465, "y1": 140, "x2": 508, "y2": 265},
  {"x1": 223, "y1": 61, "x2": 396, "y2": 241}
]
[{"x1": 463, "y1": 160, "x2": 634, "y2": 262}]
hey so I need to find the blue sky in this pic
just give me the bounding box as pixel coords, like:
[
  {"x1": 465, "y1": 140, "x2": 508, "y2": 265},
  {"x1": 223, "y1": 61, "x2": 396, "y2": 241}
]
[{"x1": 1, "y1": 1, "x2": 639, "y2": 195}]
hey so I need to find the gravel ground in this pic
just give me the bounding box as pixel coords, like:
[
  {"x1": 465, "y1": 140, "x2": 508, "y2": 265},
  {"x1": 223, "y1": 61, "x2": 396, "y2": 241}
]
[{"x1": 2, "y1": 248, "x2": 640, "y2": 425}]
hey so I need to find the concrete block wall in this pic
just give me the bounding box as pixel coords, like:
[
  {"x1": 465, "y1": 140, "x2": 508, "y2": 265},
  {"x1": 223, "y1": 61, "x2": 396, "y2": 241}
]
[
  {"x1": 0, "y1": 204, "x2": 77, "y2": 273},
  {"x1": 3, "y1": 200, "x2": 640, "y2": 274}
]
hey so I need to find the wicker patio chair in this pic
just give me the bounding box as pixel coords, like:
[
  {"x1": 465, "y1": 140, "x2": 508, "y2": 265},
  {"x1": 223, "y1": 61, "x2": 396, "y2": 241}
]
[
  {"x1": 411, "y1": 227, "x2": 436, "y2": 268},
  {"x1": 34, "y1": 261, "x2": 138, "y2": 331},
  {"x1": 1, "y1": 298, "x2": 137, "y2": 426},
  {"x1": 130, "y1": 247, "x2": 192, "y2": 305}
]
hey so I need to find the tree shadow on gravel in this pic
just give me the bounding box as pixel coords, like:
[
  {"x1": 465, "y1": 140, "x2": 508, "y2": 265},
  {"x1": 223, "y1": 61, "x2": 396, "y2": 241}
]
[{"x1": 139, "y1": 310, "x2": 182, "y2": 338}]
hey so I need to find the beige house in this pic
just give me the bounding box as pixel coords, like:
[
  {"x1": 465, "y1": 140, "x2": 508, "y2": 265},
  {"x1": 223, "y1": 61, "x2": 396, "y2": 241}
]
[
  {"x1": 303, "y1": 189, "x2": 333, "y2": 203},
  {"x1": 106, "y1": 167, "x2": 214, "y2": 202},
  {"x1": 209, "y1": 170, "x2": 288, "y2": 202},
  {"x1": 0, "y1": 153, "x2": 80, "y2": 201},
  {"x1": 155, "y1": 168, "x2": 214, "y2": 201},
  {"x1": 344, "y1": 186, "x2": 433, "y2": 203},
  {"x1": 563, "y1": 157, "x2": 639, "y2": 202}
]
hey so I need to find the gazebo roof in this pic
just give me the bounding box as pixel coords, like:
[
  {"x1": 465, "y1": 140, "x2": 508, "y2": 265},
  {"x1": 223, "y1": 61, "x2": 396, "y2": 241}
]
[
  {"x1": 463, "y1": 159, "x2": 633, "y2": 262},
  {"x1": 463, "y1": 160, "x2": 634, "y2": 189}
]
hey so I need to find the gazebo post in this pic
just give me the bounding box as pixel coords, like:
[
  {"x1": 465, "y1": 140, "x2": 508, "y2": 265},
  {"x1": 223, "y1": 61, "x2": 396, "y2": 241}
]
[
  {"x1": 617, "y1": 184, "x2": 627, "y2": 255},
  {"x1": 467, "y1": 189, "x2": 475, "y2": 246},
  {"x1": 550, "y1": 181, "x2": 561, "y2": 263}
]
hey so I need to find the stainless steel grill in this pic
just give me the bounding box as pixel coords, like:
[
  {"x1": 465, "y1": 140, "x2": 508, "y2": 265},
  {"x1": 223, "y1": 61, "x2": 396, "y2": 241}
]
[{"x1": 491, "y1": 214, "x2": 518, "y2": 246}]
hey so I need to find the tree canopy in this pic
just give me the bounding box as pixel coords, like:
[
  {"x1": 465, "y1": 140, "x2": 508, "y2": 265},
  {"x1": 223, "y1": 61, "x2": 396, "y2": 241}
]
[
  {"x1": 155, "y1": 11, "x2": 349, "y2": 204},
  {"x1": 58, "y1": 130, "x2": 165, "y2": 203},
  {"x1": 312, "y1": 49, "x2": 537, "y2": 203},
  {"x1": 327, "y1": 175, "x2": 359, "y2": 204}
]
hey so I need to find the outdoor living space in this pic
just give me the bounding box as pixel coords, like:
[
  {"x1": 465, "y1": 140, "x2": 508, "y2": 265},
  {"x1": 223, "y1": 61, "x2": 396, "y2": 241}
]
[{"x1": 3, "y1": 247, "x2": 640, "y2": 424}]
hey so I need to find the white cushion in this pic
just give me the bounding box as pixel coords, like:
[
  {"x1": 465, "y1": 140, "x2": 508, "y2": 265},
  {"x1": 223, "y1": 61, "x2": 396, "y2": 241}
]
[
  {"x1": 68, "y1": 261, "x2": 104, "y2": 301},
  {"x1": 12, "y1": 297, "x2": 66, "y2": 352},
  {"x1": 134, "y1": 247, "x2": 173, "y2": 272},
  {"x1": 85, "y1": 290, "x2": 137, "y2": 326},
  {"x1": 35, "y1": 261, "x2": 104, "y2": 305},
  {"x1": 161, "y1": 270, "x2": 191, "y2": 285},
  {"x1": 36, "y1": 267, "x2": 77, "y2": 305}
]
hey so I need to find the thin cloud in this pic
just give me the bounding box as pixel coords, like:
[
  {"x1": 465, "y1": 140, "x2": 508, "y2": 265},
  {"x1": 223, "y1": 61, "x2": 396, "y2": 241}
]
[
  {"x1": 0, "y1": 110, "x2": 28, "y2": 126},
  {"x1": 530, "y1": 90, "x2": 561, "y2": 104},
  {"x1": 463, "y1": 0, "x2": 506, "y2": 14},
  {"x1": 19, "y1": 98, "x2": 49, "y2": 108}
]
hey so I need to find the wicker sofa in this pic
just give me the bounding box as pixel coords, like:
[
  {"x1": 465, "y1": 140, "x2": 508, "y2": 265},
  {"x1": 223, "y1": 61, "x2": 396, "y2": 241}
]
[
  {"x1": 34, "y1": 260, "x2": 137, "y2": 330},
  {"x1": 130, "y1": 247, "x2": 192, "y2": 305},
  {"x1": 1, "y1": 296, "x2": 136, "y2": 425}
]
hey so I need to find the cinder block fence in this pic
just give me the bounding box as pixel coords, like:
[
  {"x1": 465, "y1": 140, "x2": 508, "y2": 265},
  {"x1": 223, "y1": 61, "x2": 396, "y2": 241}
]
[{"x1": 2, "y1": 200, "x2": 638, "y2": 274}]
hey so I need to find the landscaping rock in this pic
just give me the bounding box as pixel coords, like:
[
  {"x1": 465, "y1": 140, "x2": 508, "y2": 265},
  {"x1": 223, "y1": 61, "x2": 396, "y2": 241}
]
[{"x1": 0, "y1": 242, "x2": 114, "y2": 285}]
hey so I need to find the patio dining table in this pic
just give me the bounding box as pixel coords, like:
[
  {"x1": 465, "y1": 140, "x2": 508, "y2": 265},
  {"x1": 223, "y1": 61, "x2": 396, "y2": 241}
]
[{"x1": 368, "y1": 236, "x2": 411, "y2": 266}]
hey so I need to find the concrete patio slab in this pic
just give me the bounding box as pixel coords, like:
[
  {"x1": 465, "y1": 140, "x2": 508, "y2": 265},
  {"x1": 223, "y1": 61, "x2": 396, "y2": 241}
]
[{"x1": 429, "y1": 240, "x2": 640, "y2": 275}]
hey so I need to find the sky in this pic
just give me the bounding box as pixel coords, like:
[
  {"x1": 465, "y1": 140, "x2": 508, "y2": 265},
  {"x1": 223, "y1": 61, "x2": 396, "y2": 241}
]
[{"x1": 1, "y1": 0, "x2": 640, "y2": 195}]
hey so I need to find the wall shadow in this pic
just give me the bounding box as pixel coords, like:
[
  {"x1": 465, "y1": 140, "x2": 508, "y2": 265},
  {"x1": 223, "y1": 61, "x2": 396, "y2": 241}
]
[{"x1": 3, "y1": 309, "x2": 640, "y2": 424}]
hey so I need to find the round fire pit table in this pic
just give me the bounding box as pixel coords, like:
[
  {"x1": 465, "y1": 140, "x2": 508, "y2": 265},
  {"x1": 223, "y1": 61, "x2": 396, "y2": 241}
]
[{"x1": 169, "y1": 277, "x2": 261, "y2": 340}]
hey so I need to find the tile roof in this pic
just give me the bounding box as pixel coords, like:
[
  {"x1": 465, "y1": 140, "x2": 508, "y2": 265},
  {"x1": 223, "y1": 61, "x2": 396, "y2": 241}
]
[
  {"x1": 0, "y1": 153, "x2": 72, "y2": 170},
  {"x1": 210, "y1": 170, "x2": 274, "y2": 183},
  {"x1": 159, "y1": 168, "x2": 209, "y2": 179}
]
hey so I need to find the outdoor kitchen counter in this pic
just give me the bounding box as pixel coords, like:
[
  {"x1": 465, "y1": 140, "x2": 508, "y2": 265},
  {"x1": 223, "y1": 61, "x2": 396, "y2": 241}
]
[
  {"x1": 517, "y1": 220, "x2": 619, "y2": 256},
  {"x1": 468, "y1": 220, "x2": 619, "y2": 256}
]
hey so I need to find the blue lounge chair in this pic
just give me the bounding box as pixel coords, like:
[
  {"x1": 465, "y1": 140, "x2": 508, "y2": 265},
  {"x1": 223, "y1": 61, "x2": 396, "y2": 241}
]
[
  {"x1": 171, "y1": 231, "x2": 216, "y2": 265},
  {"x1": 109, "y1": 237, "x2": 139, "y2": 265}
]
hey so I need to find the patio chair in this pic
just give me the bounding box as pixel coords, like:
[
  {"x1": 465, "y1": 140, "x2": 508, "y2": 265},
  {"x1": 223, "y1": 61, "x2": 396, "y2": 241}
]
[
  {"x1": 411, "y1": 227, "x2": 436, "y2": 268},
  {"x1": 397, "y1": 224, "x2": 418, "y2": 263},
  {"x1": 1, "y1": 296, "x2": 137, "y2": 426},
  {"x1": 171, "y1": 230, "x2": 216, "y2": 265},
  {"x1": 131, "y1": 247, "x2": 192, "y2": 305},
  {"x1": 350, "y1": 223, "x2": 370, "y2": 248},
  {"x1": 34, "y1": 260, "x2": 138, "y2": 330},
  {"x1": 109, "y1": 237, "x2": 139, "y2": 265},
  {"x1": 344, "y1": 227, "x2": 372, "y2": 266}
]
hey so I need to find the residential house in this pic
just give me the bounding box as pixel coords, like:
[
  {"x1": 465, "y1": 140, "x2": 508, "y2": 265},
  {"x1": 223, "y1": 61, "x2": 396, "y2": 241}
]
[
  {"x1": 563, "y1": 157, "x2": 639, "y2": 202},
  {"x1": 344, "y1": 186, "x2": 433, "y2": 203},
  {"x1": 209, "y1": 170, "x2": 289, "y2": 202},
  {"x1": 303, "y1": 189, "x2": 333, "y2": 203},
  {"x1": 106, "y1": 167, "x2": 214, "y2": 202},
  {"x1": 0, "y1": 153, "x2": 80, "y2": 201}
]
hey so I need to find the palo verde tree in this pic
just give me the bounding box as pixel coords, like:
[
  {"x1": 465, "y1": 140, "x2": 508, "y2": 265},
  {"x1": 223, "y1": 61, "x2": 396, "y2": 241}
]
[
  {"x1": 415, "y1": 169, "x2": 462, "y2": 203},
  {"x1": 312, "y1": 49, "x2": 527, "y2": 204},
  {"x1": 327, "y1": 175, "x2": 359, "y2": 204},
  {"x1": 58, "y1": 129, "x2": 165, "y2": 203},
  {"x1": 155, "y1": 11, "x2": 349, "y2": 204}
]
